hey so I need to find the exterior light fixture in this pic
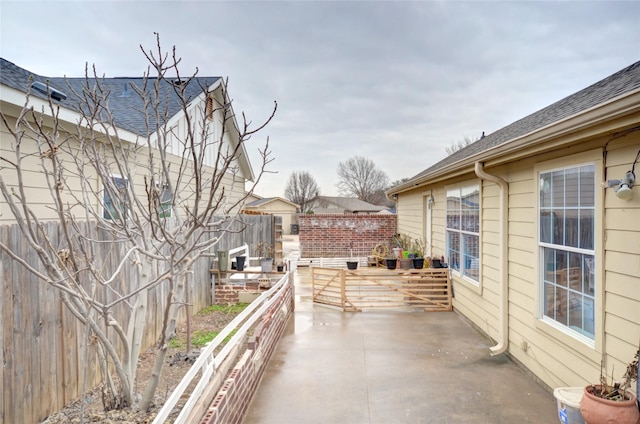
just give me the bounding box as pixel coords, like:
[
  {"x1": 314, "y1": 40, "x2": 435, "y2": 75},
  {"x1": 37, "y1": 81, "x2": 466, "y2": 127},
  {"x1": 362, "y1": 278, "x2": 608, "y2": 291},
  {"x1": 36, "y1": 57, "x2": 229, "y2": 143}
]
[{"x1": 608, "y1": 171, "x2": 636, "y2": 200}]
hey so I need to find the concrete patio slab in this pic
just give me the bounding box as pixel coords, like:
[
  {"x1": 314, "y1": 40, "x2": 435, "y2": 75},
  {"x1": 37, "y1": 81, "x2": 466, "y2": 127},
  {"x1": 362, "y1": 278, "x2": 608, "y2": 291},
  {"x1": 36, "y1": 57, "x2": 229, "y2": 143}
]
[{"x1": 243, "y1": 246, "x2": 558, "y2": 424}]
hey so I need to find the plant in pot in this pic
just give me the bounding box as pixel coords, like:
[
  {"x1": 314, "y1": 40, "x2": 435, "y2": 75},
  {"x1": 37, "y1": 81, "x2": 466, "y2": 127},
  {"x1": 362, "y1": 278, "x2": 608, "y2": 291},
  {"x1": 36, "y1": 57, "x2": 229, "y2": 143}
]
[
  {"x1": 383, "y1": 250, "x2": 397, "y2": 270},
  {"x1": 411, "y1": 238, "x2": 427, "y2": 269},
  {"x1": 346, "y1": 242, "x2": 358, "y2": 270},
  {"x1": 255, "y1": 241, "x2": 274, "y2": 273},
  {"x1": 429, "y1": 254, "x2": 446, "y2": 268},
  {"x1": 390, "y1": 233, "x2": 412, "y2": 259},
  {"x1": 580, "y1": 346, "x2": 639, "y2": 424}
]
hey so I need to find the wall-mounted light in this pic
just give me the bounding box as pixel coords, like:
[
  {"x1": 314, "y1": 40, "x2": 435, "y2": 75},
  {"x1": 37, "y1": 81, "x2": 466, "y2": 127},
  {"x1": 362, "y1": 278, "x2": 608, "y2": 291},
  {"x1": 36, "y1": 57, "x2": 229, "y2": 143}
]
[
  {"x1": 427, "y1": 196, "x2": 434, "y2": 208},
  {"x1": 608, "y1": 170, "x2": 636, "y2": 200}
]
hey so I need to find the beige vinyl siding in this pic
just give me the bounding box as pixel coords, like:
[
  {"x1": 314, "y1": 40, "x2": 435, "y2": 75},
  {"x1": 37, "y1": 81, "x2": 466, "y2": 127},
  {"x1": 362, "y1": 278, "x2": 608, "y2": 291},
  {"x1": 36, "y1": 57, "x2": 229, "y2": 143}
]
[
  {"x1": 602, "y1": 136, "x2": 640, "y2": 380},
  {"x1": 1, "y1": 117, "x2": 97, "y2": 223},
  {"x1": 395, "y1": 190, "x2": 425, "y2": 239},
  {"x1": 1, "y1": 114, "x2": 248, "y2": 225}
]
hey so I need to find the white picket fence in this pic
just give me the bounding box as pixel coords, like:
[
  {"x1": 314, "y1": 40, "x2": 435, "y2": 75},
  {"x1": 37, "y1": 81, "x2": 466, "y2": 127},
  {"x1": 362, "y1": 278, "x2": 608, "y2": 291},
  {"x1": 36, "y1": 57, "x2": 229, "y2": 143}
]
[{"x1": 153, "y1": 271, "x2": 291, "y2": 424}]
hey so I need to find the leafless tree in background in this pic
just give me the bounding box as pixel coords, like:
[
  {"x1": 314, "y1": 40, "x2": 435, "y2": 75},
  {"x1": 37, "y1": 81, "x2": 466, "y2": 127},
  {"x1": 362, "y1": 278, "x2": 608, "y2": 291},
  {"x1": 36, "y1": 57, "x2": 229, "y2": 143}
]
[
  {"x1": 336, "y1": 156, "x2": 389, "y2": 204},
  {"x1": 284, "y1": 170, "x2": 319, "y2": 213},
  {"x1": 445, "y1": 134, "x2": 481, "y2": 156},
  {"x1": 0, "y1": 35, "x2": 275, "y2": 412}
]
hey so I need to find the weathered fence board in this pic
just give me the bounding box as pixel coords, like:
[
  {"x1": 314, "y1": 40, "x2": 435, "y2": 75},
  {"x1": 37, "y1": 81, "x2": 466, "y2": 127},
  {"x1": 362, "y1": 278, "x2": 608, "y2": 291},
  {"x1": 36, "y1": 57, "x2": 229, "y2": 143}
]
[{"x1": 0, "y1": 214, "x2": 274, "y2": 423}]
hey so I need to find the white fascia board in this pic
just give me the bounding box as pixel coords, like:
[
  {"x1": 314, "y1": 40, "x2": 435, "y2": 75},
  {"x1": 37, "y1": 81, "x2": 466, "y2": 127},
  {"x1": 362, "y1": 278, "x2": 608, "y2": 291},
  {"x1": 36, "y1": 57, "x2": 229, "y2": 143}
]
[
  {"x1": 215, "y1": 79, "x2": 256, "y2": 182},
  {"x1": 0, "y1": 84, "x2": 140, "y2": 144}
]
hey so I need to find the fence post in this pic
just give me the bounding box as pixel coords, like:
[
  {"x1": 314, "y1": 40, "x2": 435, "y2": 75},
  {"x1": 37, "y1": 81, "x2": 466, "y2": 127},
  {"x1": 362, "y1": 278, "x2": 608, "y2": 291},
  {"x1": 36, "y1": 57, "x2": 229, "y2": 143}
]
[{"x1": 340, "y1": 269, "x2": 346, "y2": 311}]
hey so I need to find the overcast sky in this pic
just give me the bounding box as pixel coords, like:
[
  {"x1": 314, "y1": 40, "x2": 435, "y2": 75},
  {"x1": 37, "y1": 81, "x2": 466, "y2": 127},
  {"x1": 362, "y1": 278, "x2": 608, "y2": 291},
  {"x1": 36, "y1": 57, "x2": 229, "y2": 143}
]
[{"x1": 2, "y1": 1, "x2": 639, "y2": 198}]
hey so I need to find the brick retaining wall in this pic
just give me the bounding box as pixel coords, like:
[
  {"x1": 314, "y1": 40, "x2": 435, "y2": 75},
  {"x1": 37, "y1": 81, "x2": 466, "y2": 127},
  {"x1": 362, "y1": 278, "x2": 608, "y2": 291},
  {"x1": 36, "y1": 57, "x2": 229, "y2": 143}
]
[
  {"x1": 215, "y1": 282, "x2": 261, "y2": 305},
  {"x1": 298, "y1": 214, "x2": 397, "y2": 258},
  {"x1": 200, "y1": 280, "x2": 293, "y2": 424}
]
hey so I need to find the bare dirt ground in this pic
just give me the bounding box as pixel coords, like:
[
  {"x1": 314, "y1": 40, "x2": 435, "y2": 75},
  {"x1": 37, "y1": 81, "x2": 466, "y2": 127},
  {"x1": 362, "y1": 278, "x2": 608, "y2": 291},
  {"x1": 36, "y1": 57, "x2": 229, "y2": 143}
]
[{"x1": 40, "y1": 305, "x2": 242, "y2": 424}]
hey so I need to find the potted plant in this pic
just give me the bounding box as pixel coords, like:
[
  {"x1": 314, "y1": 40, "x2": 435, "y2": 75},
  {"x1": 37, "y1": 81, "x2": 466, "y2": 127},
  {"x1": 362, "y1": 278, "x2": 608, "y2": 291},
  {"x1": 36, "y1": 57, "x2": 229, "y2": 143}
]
[
  {"x1": 580, "y1": 347, "x2": 639, "y2": 424},
  {"x1": 411, "y1": 238, "x2": 427, "y2": 269},
  {"x1": 346, "y1": 241, "x2": 358, "y2": 270},
  {"x1": 255, "y1": 241, "x2": 274, "y2": 272},
  {"x1": 390, "y1": 233, "x2": 412, "y2": 259},
  {"x1": 399, "y1": 256, "x2": 413, "y2": 270},
  {"x1": 385, "y1": 251, "x2": 398, "y2": 270},
  {"x1": 430, "y1": 255, "x2": 446, "y2": 268}
]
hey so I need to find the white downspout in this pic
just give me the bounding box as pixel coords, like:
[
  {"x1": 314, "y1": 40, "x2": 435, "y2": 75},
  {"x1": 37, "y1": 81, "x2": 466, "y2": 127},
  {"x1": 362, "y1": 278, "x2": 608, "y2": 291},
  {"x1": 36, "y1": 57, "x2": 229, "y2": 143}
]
[{"x1": 474, "y1": 162, "x2": 509, "y2": 356}]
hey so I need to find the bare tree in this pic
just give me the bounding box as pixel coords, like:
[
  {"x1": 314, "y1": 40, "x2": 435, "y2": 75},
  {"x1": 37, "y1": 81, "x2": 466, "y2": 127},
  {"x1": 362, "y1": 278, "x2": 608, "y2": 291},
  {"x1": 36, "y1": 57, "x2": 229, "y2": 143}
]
[
  {"x1": 445, "y1": 134, "x2": 482, "y2": 156},
  {"x1": 0, "y1": 36, "x2": 276, "y2": 412},
  {"x1": 337, "y1": 156, "x2": 389, "y2": 204},
  {"x1": 284, "y1": 171, "x2": 319, "y2": 213},
  {"x1": 388, "y1": 177, "x2": 410, "y2": 190}
]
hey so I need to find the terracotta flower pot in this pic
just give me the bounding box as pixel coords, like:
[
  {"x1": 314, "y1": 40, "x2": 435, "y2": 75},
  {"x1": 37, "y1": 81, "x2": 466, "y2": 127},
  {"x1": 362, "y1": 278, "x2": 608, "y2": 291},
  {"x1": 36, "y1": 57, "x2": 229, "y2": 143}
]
[
  {"x1": 580, "y1": 385, "x2": 640, "y2": 424},
  {"x1": 399, "y1": 258, "x2": 412, "y2": 270}
]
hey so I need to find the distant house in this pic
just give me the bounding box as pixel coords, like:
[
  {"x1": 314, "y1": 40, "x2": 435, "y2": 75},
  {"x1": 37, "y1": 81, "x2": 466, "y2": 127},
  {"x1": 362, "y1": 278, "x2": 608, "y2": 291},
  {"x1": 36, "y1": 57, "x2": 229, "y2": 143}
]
[
  {"x1": 243, "y1": 197, "x2": 299, "y2": 235},
  {"x1": 245, "y1": 192, "x2": 263, "y2": 204},
  {"x1": 312, "y1": 196, "x2": 391, "y2": 214},
  {"x1": 0, "y1": 58, "x2": 254, "y2": 224},
  {"x1": 388, "y1": 61, "x2": 640, "y2": 392}
]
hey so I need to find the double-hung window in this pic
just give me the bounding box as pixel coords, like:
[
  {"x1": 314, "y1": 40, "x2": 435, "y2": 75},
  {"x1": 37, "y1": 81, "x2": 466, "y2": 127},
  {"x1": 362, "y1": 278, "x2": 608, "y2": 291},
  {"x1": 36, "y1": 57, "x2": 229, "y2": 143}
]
[
  {"x1": 157, "y1": 182, "x2": 172, "y2": 218},
  {"x1": 539, "y1": 164, "x2": 595, "y2": 340},
  {"x1": 103, "y1": 175, "x2": 128, "y2": 220},
  {"x1": 446, "y1": 184, "x2": 480, "y2": 282}
]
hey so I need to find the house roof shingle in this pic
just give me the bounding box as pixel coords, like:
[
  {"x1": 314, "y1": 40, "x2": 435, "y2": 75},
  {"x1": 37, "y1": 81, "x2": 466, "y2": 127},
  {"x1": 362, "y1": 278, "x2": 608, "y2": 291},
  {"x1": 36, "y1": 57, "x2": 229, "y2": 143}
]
[
  {"x1": 0, "y1": 58, "x2": 221, "y2": 137},
  {"x1": 402, "y1": 61, "x2": 640, "y2": 187}
]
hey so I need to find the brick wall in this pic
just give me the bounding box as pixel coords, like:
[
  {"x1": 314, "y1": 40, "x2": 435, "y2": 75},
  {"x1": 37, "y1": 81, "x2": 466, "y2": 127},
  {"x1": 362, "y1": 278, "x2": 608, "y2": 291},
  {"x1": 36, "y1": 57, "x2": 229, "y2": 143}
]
[
  {"x1": 298, "y1": 214, "x2": 397, "y2": 258},
  {"x1": 200, "y1": 280, "x2": 293, "y2": 424},
  {"x1": 214, "y1": 282, "x2": 261, "y2": 305}
]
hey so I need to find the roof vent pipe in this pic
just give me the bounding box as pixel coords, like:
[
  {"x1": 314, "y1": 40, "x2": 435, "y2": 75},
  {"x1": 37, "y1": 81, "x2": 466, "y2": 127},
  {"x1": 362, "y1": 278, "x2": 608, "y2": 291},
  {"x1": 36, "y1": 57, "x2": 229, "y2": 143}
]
[{"x1": 474, "y1": 162, "x2": 509, "y2": 356}]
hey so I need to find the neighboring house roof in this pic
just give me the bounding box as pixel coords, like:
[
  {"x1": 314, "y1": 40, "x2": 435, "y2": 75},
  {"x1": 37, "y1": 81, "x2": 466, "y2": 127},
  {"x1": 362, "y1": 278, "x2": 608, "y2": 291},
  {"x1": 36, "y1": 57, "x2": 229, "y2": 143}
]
[
  {"x1": 245, "y1": 197, "x2": 299, "y2": 209},
  {"x1": 313, "y1": 196, "x2": 387, "y2": 213},
  {"x1": 0, "y1": 58, "x2": 254, "y2": 181},
  {"x1": 389, "y1": 60, "x2": 640, "y2": 194},
  {"x1": 1, "y1": 58, "x2": 219, "y2": 137}
]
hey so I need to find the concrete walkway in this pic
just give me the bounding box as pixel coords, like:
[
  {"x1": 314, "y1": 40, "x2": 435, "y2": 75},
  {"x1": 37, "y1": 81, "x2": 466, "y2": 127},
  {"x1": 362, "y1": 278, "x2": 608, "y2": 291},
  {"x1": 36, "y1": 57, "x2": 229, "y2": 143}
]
[{"x1": 243, "y1": 237, "x2": 559, "y2": 423}]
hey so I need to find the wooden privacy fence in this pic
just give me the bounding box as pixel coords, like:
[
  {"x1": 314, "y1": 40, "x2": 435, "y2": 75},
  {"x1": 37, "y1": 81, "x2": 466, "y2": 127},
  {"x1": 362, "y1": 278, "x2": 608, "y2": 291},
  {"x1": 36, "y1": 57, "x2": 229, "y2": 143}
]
[
  {"x1": 0, "y1": 214, "x2": 274, "y2": 424},
  {"x1": 312, "y1": 267, "x2": 453, "y2": 312}
]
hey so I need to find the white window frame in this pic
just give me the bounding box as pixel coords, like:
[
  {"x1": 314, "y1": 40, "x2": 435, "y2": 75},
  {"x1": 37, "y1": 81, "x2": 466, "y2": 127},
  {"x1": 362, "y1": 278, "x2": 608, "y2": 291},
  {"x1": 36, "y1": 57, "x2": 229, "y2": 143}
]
[
  {"x1": 445, "y1": 182, "x2": 481, "y2": 284},
  {"x1": 538, "y1": 162, "x2": 596, "y2": 344}
]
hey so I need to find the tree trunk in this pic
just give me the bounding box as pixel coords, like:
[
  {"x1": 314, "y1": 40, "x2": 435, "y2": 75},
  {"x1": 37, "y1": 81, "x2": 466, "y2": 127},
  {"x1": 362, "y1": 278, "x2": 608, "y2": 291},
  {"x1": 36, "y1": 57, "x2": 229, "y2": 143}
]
[
  {"x1": 138, "y1": 271, "x2": 187, "y2": 411},
  {"x1": 125, "y1": 256, "x2": 152, "y2": 394}
]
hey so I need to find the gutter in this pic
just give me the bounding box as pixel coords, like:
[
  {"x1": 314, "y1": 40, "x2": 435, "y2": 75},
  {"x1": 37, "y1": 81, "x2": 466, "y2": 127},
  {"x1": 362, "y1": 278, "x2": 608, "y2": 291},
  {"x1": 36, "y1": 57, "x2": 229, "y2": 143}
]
[{"x1": 474, "y1": 162, "x2": 509, "y2": 356}]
